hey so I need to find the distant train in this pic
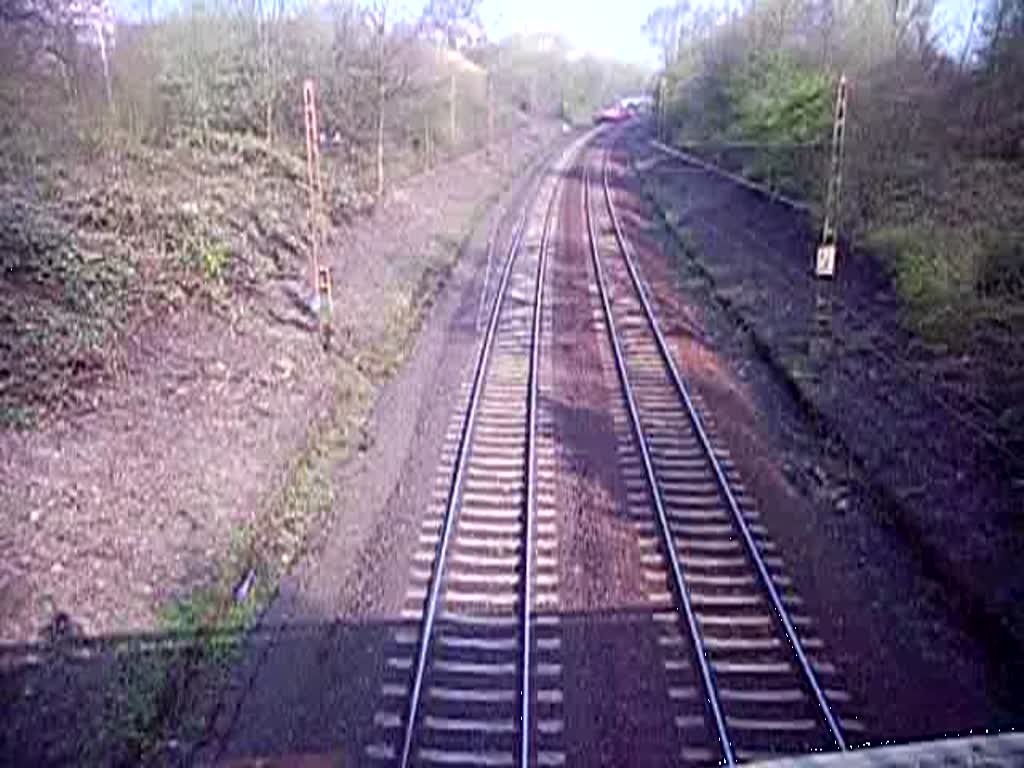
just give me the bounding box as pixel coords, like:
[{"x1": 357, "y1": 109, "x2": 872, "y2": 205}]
[
  {"x1": 593, "y1": 104, "x2": 630, "y2": 124},
  {"x1": 593, "y1": 95, "x2": 653, "y2": 124}
]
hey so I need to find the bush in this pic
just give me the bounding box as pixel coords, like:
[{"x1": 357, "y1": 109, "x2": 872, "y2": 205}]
[
  {"x1": 664, "y1": 44, "x2": 831, "y2": 202},
  {"x1": 978, "y1": 231, "x2": 1024, "y2": 300},
  {"x1": 866, "y1": 223, "x2": 1024, "y2": 351},
  {"x1": 865, "y1": 225, "x2": 981, "y2": 344},
  {"x1": 727, "y1": 52, "x2": 831, "y2": 145}
]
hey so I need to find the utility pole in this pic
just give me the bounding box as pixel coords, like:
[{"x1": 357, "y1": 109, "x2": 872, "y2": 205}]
[
  {"x1": 815, "y1": 74, "x2": 848, "y2": 278},
  {"x1": 809, "y1": 74, "x2": 848, "y2": 392}
]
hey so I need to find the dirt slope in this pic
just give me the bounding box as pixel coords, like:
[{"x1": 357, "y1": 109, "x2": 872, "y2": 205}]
[{"x1": 0, "y1": 123, "x2": 558, "y2": 644}]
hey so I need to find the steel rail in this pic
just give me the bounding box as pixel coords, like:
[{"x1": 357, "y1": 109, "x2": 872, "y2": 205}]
[
  {"x1": 398, "y1": 207, "x2": 528, "y2": 768},
  {"x1": 521, "y1": 154, "x2": 561, "y2": 768},
  {"x1": 399, "y1": 159, "x2": 564, "y2": 768},
  {"x1": 583, "y1": 145, "x2": 737, "y2": 766},
  {"x1": 601, "y1": 138, "x2": 849, "y2": 752}
]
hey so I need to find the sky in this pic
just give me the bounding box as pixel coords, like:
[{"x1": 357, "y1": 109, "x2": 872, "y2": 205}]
[
  {"x1": 479, "y1": 0, "x2": 666, "y2": 68},
  {"x1": 478, "y1": 0, "x2": 981, "y2": 68},
  {"x1": 112, "y1": 0, "x2": 982, "y2": 68}
]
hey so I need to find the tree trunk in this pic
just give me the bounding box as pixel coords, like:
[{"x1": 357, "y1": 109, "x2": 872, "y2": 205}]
[
  {"x1": 958, "y1": 0, "x2": 979, "y2": 72},
  {"x1": 375, "y1": 7, "x2": 386, "y2": 197},
  {"x1": 424, "y1": 110, "x2": 432, "y2": 169},
  {"x1": 486, "y1": 72, "x2": 493, "y2": 149},
  {"x1": 376, "y1": 93, "x2": 385, "y2": 197},
  {"x1": 449, "y1": 73, "x2": 457, "y2": 148},
  {"x1": 264, "y1": 27, "x2": 274, "y2": 143},
  {"x1": 94, "y1": 21, "x2": 113, "y2": 113}
]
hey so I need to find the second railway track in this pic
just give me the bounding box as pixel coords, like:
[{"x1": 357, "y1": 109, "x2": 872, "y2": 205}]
[{"x1": 584, "y1": 132, "x2": 861, "y2": 763}]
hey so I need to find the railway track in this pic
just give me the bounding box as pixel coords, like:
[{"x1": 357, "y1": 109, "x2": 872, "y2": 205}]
[
  {"x1": 584, "y1": 134, "x2": 858, "y2": 763},
  {"x1": 366, "y1": 128, "x2": 858, "y2": 766},
  {"x1": 366, "y1": 135, "x2": 587, "y2": 767}
]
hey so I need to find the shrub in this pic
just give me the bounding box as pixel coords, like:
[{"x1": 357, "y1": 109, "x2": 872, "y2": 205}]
[
  {"x1": 727, "y1": 52, "x2": 831, "y2": 145},
  {"x1": 865, "y1": 224, "x2": 980, "y2": 345}
]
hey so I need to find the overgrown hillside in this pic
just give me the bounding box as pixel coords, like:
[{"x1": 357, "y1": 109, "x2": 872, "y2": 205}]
[
  {"x1": 0, "y1": 0, "x2": 647, "y2": 428},
  {"x1": 0, "y1": 131, "x2": 370, "y2": 426},
  {"x1": 647, "y1": 0, "x2": 1024, "y2": 455}
]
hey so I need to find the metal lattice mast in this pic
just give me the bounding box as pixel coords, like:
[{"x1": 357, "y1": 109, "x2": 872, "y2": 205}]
[
  {"x1": 816, "y1": 74, "x2": 849, "y2": 278},
  {"x1": 303, "y1": 79, "x2": 325, "y2": 297}
]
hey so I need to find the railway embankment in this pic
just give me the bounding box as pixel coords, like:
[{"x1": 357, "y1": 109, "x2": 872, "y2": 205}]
[{"x1": 632, "y1": 134, "x2": 1024, "y2": 693}]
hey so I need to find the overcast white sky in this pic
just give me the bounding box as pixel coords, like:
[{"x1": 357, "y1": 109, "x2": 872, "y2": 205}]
[
  {"x1": 479, "y1": 0, "x2": 980, "y2": 67},
  {"x1": 115, "y1": 0, "x2": 981, "y2": 68},
  {"x1": 480, "y1": 0, "x2": 664, "y2": 67}
]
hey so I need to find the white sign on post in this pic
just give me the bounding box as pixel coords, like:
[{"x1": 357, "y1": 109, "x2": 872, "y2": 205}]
[{"x1": 816, "y1": 244, "x2": 836, "y2": 278}]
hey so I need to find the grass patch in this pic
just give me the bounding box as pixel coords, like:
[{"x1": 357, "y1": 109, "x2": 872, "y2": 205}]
[
  {"x1": 91, "y1": 359, "x2": 373, "y2": 763},
  {"x1": 97, "y1": 583, "x2": 264, "y2": 762},
  {"x1": 0, "y1": 194, "x2": 134, "y2": 420},
  {"x1": 864, "y1": 224, "x2": 982, "y2": 347},
  {"x1": 0, "y1": 404, "x2": 36, "y2": 430},
  {"x1": 0, "y1": 125, "x2": 366, "y2": 428},
  {"x1": 187, "y1": 236, "x2": 232, "y2": 284},
  {"x1": 865, "y1": 224, "x2": 1024, "y2": 447}
]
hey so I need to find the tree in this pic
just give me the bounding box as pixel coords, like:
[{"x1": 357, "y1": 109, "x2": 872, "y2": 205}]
[
  {"x1": 420, "y1": 0, "x2": 482, "y2": 50},
  {"x1": 643, "y1": 2, "x2": 689, "y2": 70},
  {"x1": 467, "y1": 33, "x2": 647, "y2": 125},
  {"x1": 363, "y1": 0, "x2": 417, "y2": 196},
  {"x1": 981, "y1": 0, "x2": 1024, "y2": 67},
  {"x1": 0, "y1": 0, "x2": 114, "y2": 98},
  {"x1": 255, "y1": 0, "x2": 286, "y2": 143}
]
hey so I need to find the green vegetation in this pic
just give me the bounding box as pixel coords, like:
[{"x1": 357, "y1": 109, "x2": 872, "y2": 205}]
[
  {"x1": 0, "y1": 404, "x2": 35, "y2": 430},
  {"x1": 865, "y1": 225, "x2": 980, "y2": 346},
  {"x1": 187, "y1": 236, "x2": 231, "y2": 283},
  {"x1": 727, "y1": 52, "x2": 831, "y2": 196},
  {"x1": 646, "y1": 0, "x2": 1024, "y2": 448},
  {"x1": 472, "y1": 32, "x2": 648, "y2": 125},
  {"x1": 0, "y1": 1, "x2": 647, "y2": 423},
  {"x1": 727, "y1": 53, "x2": 831, "y2": 144},
  {"x1": 90, "y1": 358, "x2": 372, "y2": 762},
  {"x1": 0, "y1": 135, "x2": 323, "y2": 420},
  {"x1": 0, "y1": 189, "x2": 134, "y2": 418},
  {"x1": 99, "y1": 583, "x2": 264, "y2": 759}
]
